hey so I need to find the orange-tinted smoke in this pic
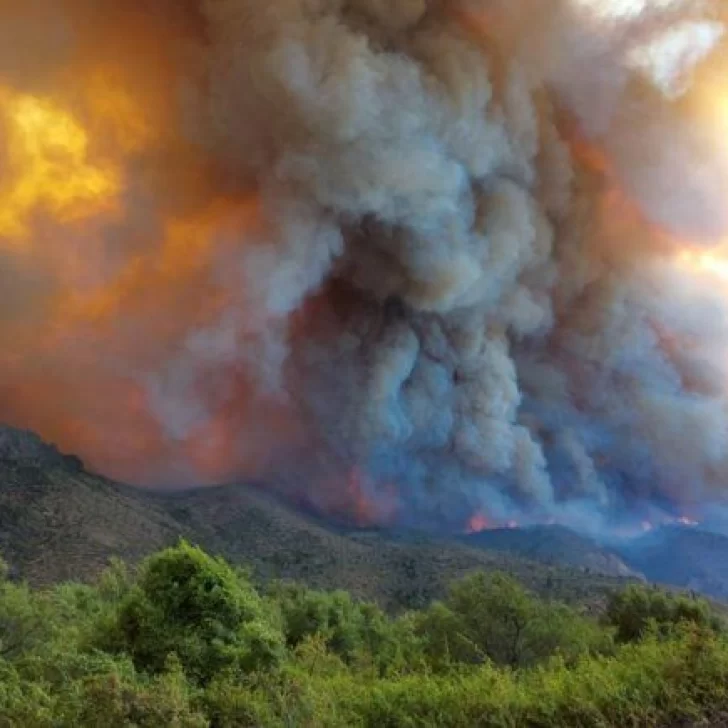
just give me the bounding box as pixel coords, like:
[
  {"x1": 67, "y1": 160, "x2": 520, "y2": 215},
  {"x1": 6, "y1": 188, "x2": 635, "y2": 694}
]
[{"x1": 0, "y1": 2, "x2": 305, "y2": 485}]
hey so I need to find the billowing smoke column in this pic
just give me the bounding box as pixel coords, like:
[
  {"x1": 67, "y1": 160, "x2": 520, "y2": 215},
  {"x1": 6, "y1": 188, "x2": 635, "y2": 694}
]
[{"x1": 2, "y1": 0, "x2": 728, "y2": 535}]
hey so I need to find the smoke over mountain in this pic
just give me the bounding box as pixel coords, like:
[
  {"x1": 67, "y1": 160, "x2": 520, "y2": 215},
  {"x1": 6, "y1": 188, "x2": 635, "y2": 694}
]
[{"x1": 2, "y1": 0, "x2": 728, "y2": 534}]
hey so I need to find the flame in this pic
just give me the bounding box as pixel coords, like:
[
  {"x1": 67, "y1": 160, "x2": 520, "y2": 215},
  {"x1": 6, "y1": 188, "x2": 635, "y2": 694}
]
[
  {"x1": 465, "y1": 512, "x2": 520, "y2": 534},
  {"x1": 669, "y1": 72, "x2": 728, "y2": 279},
  {"x1": 300, "y1": 466, "x2": 399, "y2": 528},
  {"x1": 466, "y1": 512, "x2": 491, "y2": 534},
  {"x1": 0, "y1": 86, "x2": 121, "y2": 243}
]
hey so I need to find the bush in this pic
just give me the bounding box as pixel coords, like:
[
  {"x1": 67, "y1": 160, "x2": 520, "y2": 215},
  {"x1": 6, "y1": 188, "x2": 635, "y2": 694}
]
[
  {"x1": 0, "y1": 581, "x2": 56, "y2": 661},
  {"x1": 605, "y1": 584, "x2": 722, "y2": 643},
  {"x1": 110, "y1": 541, "x2": 285, "y2": 684},
  {"x1": 2, "y1": 545, "x2": 728, "y2": 727},
  {"x1": 416, "y1": 572, "x2": 610, "y2": 670},
  {"x1": 270, "y1": 581, "x2": 423, "y2": 676}
]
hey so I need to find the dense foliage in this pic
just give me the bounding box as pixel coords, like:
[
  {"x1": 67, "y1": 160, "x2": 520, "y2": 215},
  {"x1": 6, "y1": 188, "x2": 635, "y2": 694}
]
[{"x1": 0, "y1": 542, "x2": 726, "y2": 727}]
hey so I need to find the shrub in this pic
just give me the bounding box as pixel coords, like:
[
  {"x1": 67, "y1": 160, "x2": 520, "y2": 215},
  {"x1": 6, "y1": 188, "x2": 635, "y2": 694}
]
[
  {"x1": 270, "y1": 581, "x2": 423, "y2": 676},
  {"x1": 110, "y1": 541, "x2": 285, "y2": 683},
  {"x1": 2, "y1": 545, "x2": 728, "y2": 727},
  {"x1": 416, "y1": 572, "x2": 609, "y2": 670},
  {"x1": 605, "y1": 584, "x2": 722, "y2": 643}
]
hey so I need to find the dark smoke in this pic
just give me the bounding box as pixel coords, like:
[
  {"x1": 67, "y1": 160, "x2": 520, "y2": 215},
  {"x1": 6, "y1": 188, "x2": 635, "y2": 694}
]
[{"x1": 2, "y1": 0, "x2": 728, "y2": 536}]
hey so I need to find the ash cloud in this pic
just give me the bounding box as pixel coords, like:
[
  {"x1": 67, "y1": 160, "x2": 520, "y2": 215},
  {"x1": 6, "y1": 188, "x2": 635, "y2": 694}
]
[{"x1": 2, "y1": 0, "x2": 728, "y2": 533}]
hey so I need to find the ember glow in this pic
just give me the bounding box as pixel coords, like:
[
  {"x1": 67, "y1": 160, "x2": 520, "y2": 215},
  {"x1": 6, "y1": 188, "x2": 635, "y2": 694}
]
[
  {"x1": 3, "y1": 0, "x2": 728, "y2": 535},
  {"x1": 466, "y1": 513, "x2": 520, "y2": 535},
  {"x1": 0, "y1": 87, "x2": 119, "y2": 242},
  {"x1": 467, "y1": 512, "x2": 491, "y2": 535}
]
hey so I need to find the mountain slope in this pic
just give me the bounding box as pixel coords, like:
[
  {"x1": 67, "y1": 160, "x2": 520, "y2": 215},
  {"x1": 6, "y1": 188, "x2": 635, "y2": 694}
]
[
  {"x1": 619, "y1": 526, "x2": 728, "y2": 601},
  {"x1": 0, "y1": 425, "x2": 638, "y2": 611},
  {"x1": 0, "y1": 428, "x2": 183, "y2": 583},
  {"x1": 462, "y1": 525, "x2": 641, "y2": 579}
]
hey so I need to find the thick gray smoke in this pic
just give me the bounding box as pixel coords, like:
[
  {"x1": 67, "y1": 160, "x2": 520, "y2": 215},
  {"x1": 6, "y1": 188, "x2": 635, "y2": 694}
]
[{"x1": 3, "y1": 0, "x2": 728, "y2": 534}]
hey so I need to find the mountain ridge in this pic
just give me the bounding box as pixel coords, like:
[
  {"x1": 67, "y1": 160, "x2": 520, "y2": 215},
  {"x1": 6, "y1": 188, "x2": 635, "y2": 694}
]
[
  {"x1": 0, "y1": 425, "x2": 639, "y2": 611},
  {"x1": 2, "y1": 424, "x2": 727, "y2": 609}
]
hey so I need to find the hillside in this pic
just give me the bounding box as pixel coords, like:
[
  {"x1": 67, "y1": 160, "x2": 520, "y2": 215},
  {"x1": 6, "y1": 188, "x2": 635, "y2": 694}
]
[
  {"x1": 0, "y1": 427, "x2": 182, "y2": 579},
  {"x1": 461, "y1": 524, "x2": 641, "y2": 579},
  {"x1": 619, "y1": 526, "x2": 728, "y2": 601},
  {"x1": 0, "y1": 425, "x2": 638, "y2": 611}
]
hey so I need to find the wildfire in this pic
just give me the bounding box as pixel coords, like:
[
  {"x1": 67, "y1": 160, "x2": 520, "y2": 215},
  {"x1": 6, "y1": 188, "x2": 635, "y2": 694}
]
[
  {"x1": 0, "y1": 86, "x2": 121, "y2": 243},
  {"x1": 466, "y1": 512, "x2": 491, "y2": 534},
  {"x1": 0, "y1": 63, "x2": 282, "y2": 485},
  {"x1": 466, "y1": 513, "x2": 519, "y2": 534},
  {"x1": 3, "y1": 0, "x2": 728, "y2": 534}
]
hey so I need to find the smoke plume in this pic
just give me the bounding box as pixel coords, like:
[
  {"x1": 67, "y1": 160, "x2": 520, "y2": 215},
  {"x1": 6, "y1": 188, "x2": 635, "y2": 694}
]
[{"x1": 2, "y1": 0, "x2": 728, "y2": 534}]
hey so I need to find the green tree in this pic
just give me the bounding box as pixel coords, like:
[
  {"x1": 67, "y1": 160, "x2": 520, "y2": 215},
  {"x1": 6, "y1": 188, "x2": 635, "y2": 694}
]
[
  {"x1": 447, "y1": 572, "x2": 536, "y2": 667},
  {"x1": 0, "y1": 659, "x2": 54, "y2": 727},
  {"x1": 417, "y1": 572, "x2": 608, "y2": 669},
  {"x1": 605, "y1": 584, "x2": 722, "y2": 643},
  {"x1": 96, "y1": 557, "x2": 134, "y2": 603},
  {"x1": 110, "y1": 541, "x2": 284, "y2": 684},
  {"x1": 270, "y1": 581, "x2": 423, "y2": 676},
  {"x1": 0, "y1": 582, "x2": 54, "y2": 661},
  {"x1": 75, "y1": 655, "x2": 208, "y2": 728},
  {"x1": 272, "y1": 582, "x2": 364, "y2": 656}
]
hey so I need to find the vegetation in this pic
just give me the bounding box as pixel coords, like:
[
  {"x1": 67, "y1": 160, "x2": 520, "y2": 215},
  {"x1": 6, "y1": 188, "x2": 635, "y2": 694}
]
[{"x1": 0, "y1": 542, "x2": 726, "y2": 727}]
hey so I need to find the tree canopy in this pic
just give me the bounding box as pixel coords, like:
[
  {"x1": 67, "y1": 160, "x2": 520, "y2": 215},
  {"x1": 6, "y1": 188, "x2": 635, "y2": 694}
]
[{"x1": 0, "y1": 541, "x2": 725, "y2": 727}]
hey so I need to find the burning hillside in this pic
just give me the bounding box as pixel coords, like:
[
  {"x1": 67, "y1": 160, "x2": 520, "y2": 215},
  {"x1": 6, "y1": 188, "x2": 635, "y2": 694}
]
[{"x1": 2, "y1": 0, "x2": 728, "y2": 535}]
